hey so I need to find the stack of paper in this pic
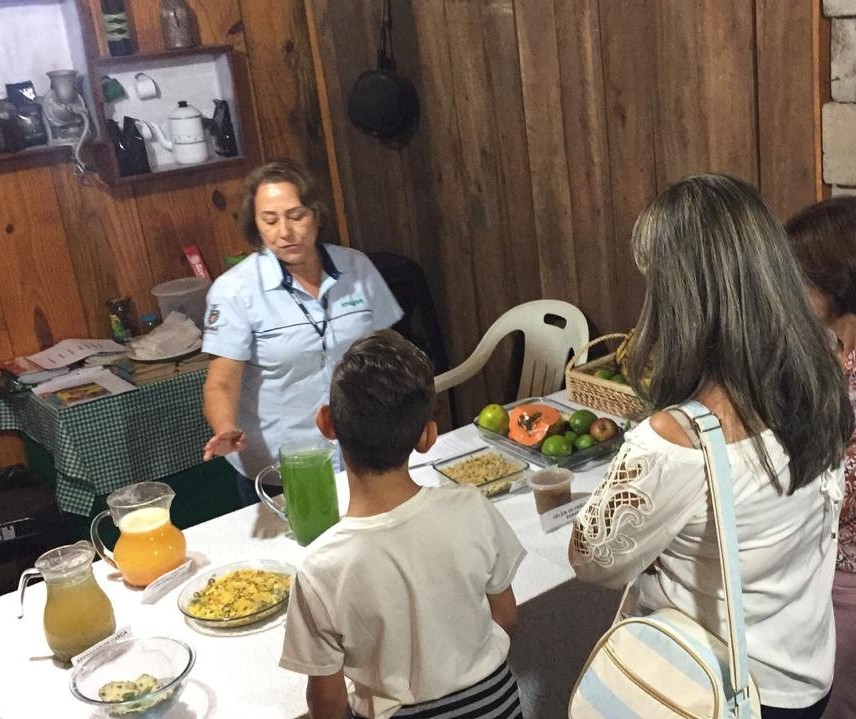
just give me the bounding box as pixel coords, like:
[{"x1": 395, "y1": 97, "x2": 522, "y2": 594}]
[
  {"x1": 2, "y1": 339, "x2": 129, "y2": 394},
  {"x1": 27, "y1": 339, "x2": 128, "y2": 370}
]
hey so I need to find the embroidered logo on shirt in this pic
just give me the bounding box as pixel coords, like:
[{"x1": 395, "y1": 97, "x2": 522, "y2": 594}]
[
  {"x1": 342, "y1": 298, "x2": 365, "y2": 308},
  {"x1": 205, "y1": 307, "x2": 220, "y2": 332}
]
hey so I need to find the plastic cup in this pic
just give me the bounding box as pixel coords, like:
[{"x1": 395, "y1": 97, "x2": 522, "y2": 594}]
[
  {"x1": 527, "y1": 467, "x2": 573, "y2": 515},
  {"x1": 151, "y1": 277, "x2": 211, "y2": 329}
]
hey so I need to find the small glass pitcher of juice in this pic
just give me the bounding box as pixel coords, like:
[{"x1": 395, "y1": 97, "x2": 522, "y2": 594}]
[
  {"x1": 18, "y1": 541, "x2": 116, "y2": 663},
  {"x1": 255, "y1": 438, "x2": 340, "y2": 546},
  {"x1": 90, "y1": 481, "x2": 187, "y2": 587}
]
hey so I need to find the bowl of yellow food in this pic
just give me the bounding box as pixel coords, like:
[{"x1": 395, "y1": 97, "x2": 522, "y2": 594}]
[
  {"x1": 177, "y1": 559, "x2": 294, "y2": 629},
  {"x1": 69, "y1": 635, "x2": 194, "y2": 717}
]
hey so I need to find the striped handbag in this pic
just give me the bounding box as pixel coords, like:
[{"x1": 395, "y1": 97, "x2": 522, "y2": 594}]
[{"x1": 568, "y1": 401, "x2": 762, "y2": 718}]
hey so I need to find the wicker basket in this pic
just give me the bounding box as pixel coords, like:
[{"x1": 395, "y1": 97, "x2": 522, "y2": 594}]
[{"x1": 565, "y1": 333, "x2": 647, "y2": 419}]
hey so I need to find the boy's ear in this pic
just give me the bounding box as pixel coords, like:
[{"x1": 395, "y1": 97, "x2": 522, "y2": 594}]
[
  {"x1": 316, "y1": 405, "x2": 337, "y2": 439},
  {"x1": 414, "y1": 420, "x2": 438, "y2": 453}
]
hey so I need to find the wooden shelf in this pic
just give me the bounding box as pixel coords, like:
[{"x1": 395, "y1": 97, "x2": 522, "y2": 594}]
[
  {"x1": 91, "y1": 45, "x2": 236, "y2": 68},
  {"x1": 0, "y1": 0, "x2": 92, "y2": 172},
  {"x1": 104, "y1": 154, "x2": 248, "y2": 185},
  {"x1": 0, "y1": 144, "x2": 71, "y2": 161},
  {"x1": 1, "y1": 3, "x2": 256, "y2": 187},
  {"x1": 87, "y1": 44, "x2": 249, "y2": 185},
  {"x1": 0, "y1": 144, "x2": 74, "y2": 174}
]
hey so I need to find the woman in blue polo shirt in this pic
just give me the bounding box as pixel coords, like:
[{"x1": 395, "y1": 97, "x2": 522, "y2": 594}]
[{"x1": 201, "y1": 160, "x2": 402, "y2": 505}]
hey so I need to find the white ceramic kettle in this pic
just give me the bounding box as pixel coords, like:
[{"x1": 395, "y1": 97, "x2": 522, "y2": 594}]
[{"x1": 142, "y1": 100, "x2": 209, "y2": 165}]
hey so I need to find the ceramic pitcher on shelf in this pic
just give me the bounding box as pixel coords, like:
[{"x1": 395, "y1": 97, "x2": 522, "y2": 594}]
[
  {"x1": 90, "y1": 481, "x2": 186, "y2": 587},
  {"x1": 138, "y1": 100, "x2": 208, "y2": 165},
  {"x1": 255, "y1": 438, "x2": 340, "y2": 546},
  {"x1": 17, "y1": 541, "x2": 116, "y2": 663}
]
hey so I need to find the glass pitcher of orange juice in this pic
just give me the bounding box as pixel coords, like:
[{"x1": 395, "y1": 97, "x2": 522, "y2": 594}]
[
  {"x1": 18, "y1": 541, "x2": 116, "y2": 663},
  {"x1": 90, "y1": 481, "x2": 187, "y2": 587}
]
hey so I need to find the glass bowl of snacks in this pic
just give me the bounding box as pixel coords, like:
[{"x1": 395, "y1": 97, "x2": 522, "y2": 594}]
[
  {"x1": 69, "y1": 635, "x2": 194, "y2": 717},
  {"x1": 177, "y1": 559, "x2": 294, "y2": 629},
  {"x1": 433, "y1": 447, "x2": 528, "y2": 498}
]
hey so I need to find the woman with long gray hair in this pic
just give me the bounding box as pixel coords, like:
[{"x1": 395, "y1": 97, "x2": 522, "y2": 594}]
[{"x1": 569, "y1": 174, "x2": 852, "y2": 718}]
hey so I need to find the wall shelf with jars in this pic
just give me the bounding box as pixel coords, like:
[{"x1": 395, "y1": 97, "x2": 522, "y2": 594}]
[{"x1": 89, "y1": 45, "x2": 249, "y2": 185}]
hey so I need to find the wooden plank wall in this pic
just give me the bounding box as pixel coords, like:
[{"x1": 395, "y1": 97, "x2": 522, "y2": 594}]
[
  {"x1": 311, "y1": 0, "x2": 826, "y2": 426},
  {"x1": 0, "y1": 0, "x2": 828, "y2": 469},
  {"x1": 0, "y1": 0, "x2": 328, "y2": 466}
]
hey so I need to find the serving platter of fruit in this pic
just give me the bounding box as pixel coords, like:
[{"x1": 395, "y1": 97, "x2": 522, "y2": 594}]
[{"x1": 473, "y1": 397, "x2": 626, "y2": 470}]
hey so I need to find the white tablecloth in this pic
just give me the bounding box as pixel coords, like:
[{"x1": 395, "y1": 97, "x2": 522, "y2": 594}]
[{"x1": 0, "y1": 393, "x2": 624, "y2": 719}]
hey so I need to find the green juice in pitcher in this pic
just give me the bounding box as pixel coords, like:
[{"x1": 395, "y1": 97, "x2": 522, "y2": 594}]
[{"x1": 280, "y1": 447, "x2": 339, "y2": 545}]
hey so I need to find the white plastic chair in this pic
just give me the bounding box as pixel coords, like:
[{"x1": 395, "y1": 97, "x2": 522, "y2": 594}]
[{"x1": 434, "y1": 300, "x2": 589, "y2": 399}]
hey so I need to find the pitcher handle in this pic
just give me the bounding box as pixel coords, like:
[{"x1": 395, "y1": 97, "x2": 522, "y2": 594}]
[
  {"x1": 90, "y1": 510, "x2": 117, "y2": 569},
  {"x1": 255, "y1": 466, "x2": 288, "y2": 524},
  {"x1": 17, "y1": 568, "x2": 42, "y2": 619}
]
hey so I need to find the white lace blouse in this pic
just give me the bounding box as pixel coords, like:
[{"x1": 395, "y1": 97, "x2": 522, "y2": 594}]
[{"x1": 571, "y1": 419, "x2": 843, "y2": 708}]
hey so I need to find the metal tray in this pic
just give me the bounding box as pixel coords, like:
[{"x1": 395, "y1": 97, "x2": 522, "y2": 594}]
[
  {"x1": 433, "y1": 446, "x2": 528, "y2": 499},
  {"x1": 473, "y1": 397, "x2": 625, "y2": 471}
]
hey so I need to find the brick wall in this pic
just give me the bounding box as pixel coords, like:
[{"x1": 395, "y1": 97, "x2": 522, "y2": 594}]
[{"x1": 824, "y1": 0, "x2": 856, "y2": 195}]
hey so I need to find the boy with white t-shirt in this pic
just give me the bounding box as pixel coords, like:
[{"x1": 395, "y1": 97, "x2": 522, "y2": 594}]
[{"x1": 280, "y1": 330, "x2": 526, "y2": 719}]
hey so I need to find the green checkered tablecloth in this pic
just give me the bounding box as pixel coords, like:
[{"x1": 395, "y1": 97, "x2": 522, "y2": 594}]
[{"x1": 0, "y1": 369, "x2": 209, "y2": 516}]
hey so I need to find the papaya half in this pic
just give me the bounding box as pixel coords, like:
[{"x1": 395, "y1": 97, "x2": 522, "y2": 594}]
[{"x1": 508, "y1": 403, "x2": 565, "y2": 447}]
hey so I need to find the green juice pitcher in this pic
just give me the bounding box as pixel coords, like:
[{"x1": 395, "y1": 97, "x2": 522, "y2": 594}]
[{"x1": 255, "y1": 438, "x2": 340, "y2": 546}]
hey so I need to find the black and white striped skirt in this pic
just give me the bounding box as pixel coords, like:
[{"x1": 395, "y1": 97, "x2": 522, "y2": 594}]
[{"x1": 352, "y1": 662, "x2": 523, "y2": 719}]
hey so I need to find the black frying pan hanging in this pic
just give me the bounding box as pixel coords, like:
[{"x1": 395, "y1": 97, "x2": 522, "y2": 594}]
[{"x1": 347, "y1": 0, "x2": 419, "y2": 142}]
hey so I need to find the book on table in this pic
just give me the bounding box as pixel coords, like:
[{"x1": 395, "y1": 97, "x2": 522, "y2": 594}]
[
  {"x1": 32, "y1": 367, "x2": 138, "y2": 409},
  {"x1": 1, "y1": 356, "x2": 70, "y2": 385}
]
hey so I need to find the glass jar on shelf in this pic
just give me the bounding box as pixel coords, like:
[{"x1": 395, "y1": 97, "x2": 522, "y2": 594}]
[
  {"x1": 101, "y1": 0, "x2": 134, "y2": 56},
  {"x1": 159, "y1": 0, "x2": 197, "y2": 49},
  {"x1": 107, "y1": 296, "x2": 137, "y2": 343}
]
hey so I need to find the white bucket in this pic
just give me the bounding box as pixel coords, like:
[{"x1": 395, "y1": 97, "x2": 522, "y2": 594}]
[{"x1": 151, "y1": 277, "x2": 211, "y2": 329}]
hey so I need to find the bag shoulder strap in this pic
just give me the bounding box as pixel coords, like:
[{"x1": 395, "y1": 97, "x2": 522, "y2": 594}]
[
  {"x1": 673, "y1": 400, "x2": 751, "y2": 714},
  {"x1": 665, "y1": 406, "x2": 700, "y2": 449}
]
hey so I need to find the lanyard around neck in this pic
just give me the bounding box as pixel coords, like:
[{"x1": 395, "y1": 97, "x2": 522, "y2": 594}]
[{"x1": 284, "y1": 283, "x2": 329, "y2": 352}]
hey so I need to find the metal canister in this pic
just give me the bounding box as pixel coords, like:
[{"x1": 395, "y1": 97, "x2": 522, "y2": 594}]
[{"x1": 140, "y1": 312, "x2": 162, "y2": 334}]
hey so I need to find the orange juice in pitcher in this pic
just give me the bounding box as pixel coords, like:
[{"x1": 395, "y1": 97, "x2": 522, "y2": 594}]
[
  {"x1": 113, "y1": 506, "x2": 186, "y2": 587},
  {"x1": 91, "y1": 482, "x2": 187, "y2": 587}
]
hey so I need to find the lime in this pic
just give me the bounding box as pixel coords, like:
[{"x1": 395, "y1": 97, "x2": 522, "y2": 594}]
[
  {"x1": 564, "y1": 430, "x2": 579, "y2": 445},
  {"x1": 574, "y1": 433, "x2": 597, "y2": 450},
  {"x1": 593, "y1": 368, "x2": 614, "y2": 380},
  {"x1": 568, "y1": 409, "x2": 597, "y2": 434},
  {"x1": 611, "y1": 373, "x2": 629, "y2": 385},
  {"x1": 477, "y1": 403, "x2": 510, "y2": 434},
  {"x1": 542, "y1": 434, "x2": 573, "y2": 457}
]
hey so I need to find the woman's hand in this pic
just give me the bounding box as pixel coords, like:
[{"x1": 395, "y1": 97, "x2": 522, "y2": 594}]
[
  {"x1": 203, "y1": 429, "x2": 247, "y2": 460},
  {"x1": 203, "y1": 357, "x2": 247, "y2": 460}
]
